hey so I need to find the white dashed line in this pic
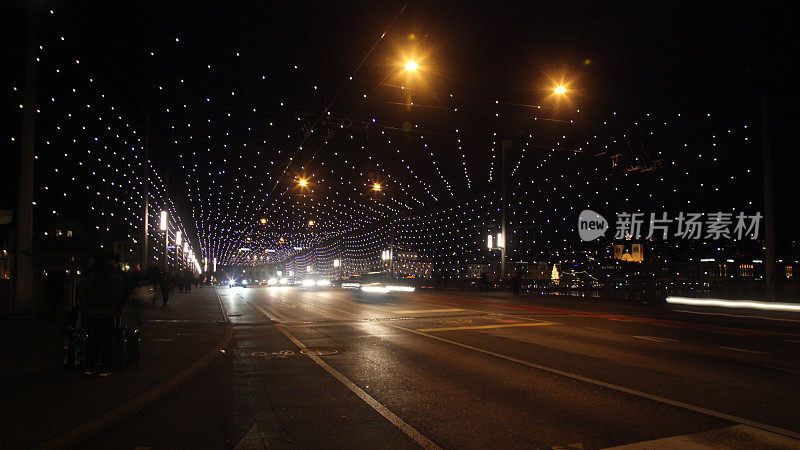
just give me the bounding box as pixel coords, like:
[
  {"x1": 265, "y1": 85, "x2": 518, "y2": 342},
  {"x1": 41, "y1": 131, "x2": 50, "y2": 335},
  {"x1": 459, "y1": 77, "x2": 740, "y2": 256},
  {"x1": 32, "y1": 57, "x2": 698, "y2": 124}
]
[
  {"x1": 718, "y1": 346, "x2": 769, "y2": 355},
  {"x1": 633, "y1": 335, "x2": 677, "y2": 343}
]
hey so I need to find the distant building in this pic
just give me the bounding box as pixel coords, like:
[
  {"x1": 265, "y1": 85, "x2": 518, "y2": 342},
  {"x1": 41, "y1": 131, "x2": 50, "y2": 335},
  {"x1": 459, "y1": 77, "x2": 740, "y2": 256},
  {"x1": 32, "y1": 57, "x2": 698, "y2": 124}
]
[
  {"x1": 465, "y1": 264, "x2": 489, "y2": 278},
  {"x1": 614, "y1": 241, "x2": 644, "y2": 262},
  {"x1": 385, "y1": 247, "x2": 432, "y2": 278},
  {"x1": 527, "y1": 261, "x2": 551, "y2": 280}
]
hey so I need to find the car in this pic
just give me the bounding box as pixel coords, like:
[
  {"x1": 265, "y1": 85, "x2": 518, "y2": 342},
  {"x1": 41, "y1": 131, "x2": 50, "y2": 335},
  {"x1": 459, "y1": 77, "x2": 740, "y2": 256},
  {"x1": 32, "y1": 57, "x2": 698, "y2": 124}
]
[
  {"x1": 350, "y1": 277, "x2": 415, "y2": 301},
  {"x1": 267, "y1": 277, "x2": 290, "y2": 286},
  {"x1": 298, "y1": 277, "x2": 331, "y2": 290},
  {"x1": 227, "y1": 278, "x2": 248, "y2": 288}
]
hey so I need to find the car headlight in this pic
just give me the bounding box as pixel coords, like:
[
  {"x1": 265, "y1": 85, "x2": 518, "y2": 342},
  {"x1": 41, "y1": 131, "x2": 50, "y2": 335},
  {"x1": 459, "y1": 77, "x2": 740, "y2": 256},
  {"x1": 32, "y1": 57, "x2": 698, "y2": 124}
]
[
  {"x1": 269, "y1": 277, "x2": 278, "y2": 285},
  {"x1": 315, "y1": 279, "x2": 330, "y2": 287},
  {"x1": 387, "y1": 285, "x2": 415, "y2": 292},
  {"x1": 279, "y1": 278, "x2": 288, "y2": 285},
  {"x1": 302, "y1": 279, "x2": 316, "y2": 287},
  {"x1": 361, "y1": 284, "x2": 390, "y2": 293}
]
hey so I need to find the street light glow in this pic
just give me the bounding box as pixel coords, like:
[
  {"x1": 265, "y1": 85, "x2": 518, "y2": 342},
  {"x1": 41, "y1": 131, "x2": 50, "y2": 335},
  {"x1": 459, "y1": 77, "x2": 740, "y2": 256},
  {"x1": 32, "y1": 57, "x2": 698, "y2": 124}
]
[
  {"x1": 405, "y1": 61, "x2": 418, "y2": 71},
  {"x1": 554, "y1": 86, "x2": 567, "y2": 94},
  {"x1": 298, "y1": 178, "x2": 308, "y2": 187},
  {"x1": 159, "y1": 211, "x2": 167, "y2": 231},
  {"x1": 373, "y1": 183, "x2": 382, "y2": 191}
]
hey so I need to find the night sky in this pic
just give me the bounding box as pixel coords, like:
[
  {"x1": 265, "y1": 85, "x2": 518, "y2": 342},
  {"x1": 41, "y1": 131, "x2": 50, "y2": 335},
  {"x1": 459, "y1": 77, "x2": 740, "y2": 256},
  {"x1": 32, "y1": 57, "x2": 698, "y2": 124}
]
[{"x1": 3, "y1": 1, "x2": 799, "y2": 267}]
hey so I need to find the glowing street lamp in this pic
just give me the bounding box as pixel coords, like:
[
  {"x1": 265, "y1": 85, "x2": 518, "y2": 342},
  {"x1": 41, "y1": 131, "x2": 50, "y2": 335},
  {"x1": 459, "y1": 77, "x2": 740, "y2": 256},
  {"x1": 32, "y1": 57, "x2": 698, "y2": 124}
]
[
  {"x1": 405, "y1": 61, "x2": 418, "y2": 71},
  {"x1": 488, "y1": 232, "x2": 505, "y2": 278},
  {"x1": 260, "y1": 218, "x2": 267, "y2": 224},
  {"x1": 308, "y1": 220, "x2": 315, "y2": 227},
  {"x1": 333, "y1": 258, "x2": 341, "y2": 279},
  {"x1": 175, "y1": 231, "x2": 183, "y2": 268},
  {"x1": 159, "y1": 211, "x2": 168, "y2": 270},
  {"x1": 487, "y1": 233, "x2": 504, "y2": 249},
  {"x1": 298, "y1": 178, "x2": 308, "y2": 188},
  {"x1": 372, "y1": 183, "x2": 382, "y2": 191},
  {"x1": 554, "y1": 86, "x2": 567, "y2": 95}
]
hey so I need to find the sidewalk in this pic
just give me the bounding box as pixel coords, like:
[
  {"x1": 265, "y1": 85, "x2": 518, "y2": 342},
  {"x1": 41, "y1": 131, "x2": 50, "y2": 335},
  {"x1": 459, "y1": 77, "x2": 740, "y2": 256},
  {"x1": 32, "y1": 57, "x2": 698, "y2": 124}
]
[{"x1": 0, "y1": 287, "x2": 230, "y2": 449}]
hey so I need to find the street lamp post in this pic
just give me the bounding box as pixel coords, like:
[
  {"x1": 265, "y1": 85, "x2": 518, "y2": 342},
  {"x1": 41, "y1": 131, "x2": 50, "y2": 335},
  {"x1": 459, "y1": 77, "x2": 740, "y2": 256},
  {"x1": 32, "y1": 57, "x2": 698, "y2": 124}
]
[
  {"x1": 381, "y1": 249, "x2": 393, "y2": 277},
  {"x1": 159, "y1": 211, "x2": 168, "y2": 272},
  {"x1": 175, "y1": 231, "x2": 182, "y2": 269},
  {"x1": 487, "y1": 232, "x2": 505, "y2": 278}
]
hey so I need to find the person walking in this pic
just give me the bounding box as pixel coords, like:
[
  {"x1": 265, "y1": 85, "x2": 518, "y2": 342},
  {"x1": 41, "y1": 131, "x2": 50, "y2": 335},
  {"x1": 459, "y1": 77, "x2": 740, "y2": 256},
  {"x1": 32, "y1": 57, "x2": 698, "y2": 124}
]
[
  {"x1": 160, "y1": 270, "x2": 171, "y2": 306},
  {"x1": 184, "y1": 269, "x2": 193, "y2": 293},
  {"x1": 78, "y1": 252, "x2": 124, "y2": 376},
  {"x1": 145, "y1": 262, "x2": 162, "y2": 305}
]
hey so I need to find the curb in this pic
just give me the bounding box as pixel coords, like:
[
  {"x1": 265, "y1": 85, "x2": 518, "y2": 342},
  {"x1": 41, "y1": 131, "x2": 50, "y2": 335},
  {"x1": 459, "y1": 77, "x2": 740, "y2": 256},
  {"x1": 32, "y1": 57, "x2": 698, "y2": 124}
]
[{"x1": 36, "y1": 322, "x2": 234, "y2": 449}]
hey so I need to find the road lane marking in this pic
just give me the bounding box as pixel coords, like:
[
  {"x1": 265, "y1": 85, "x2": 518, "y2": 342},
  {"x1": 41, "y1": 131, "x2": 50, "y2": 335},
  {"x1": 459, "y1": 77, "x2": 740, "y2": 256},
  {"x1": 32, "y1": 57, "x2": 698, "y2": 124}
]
[
  {"x1": 422, "y1": 294, "x2": 794, "y2": 337},
  {"x1": 386, "y1": 322, "x2": 800, "y2": 440},
  {"x1": 418, "y1": 322, "x2": 556, "y2": 332},
  {"x1": 675, "y1": 309, "x2": 800, "y2": 324},
  {"x1": 380, "y1": 294, "x2": 552, "y2": 324},
  {"x1": 718, "y1": 346, "x2": 769, "y2": 355},
  {"x1": 285, "y1": 296, "x2": 800, "y2": 439},
  {"x1": 632, "y1": 335, "x2": 677, "y2": 343},
  {"x1": 247, "y1": 302, "x2": 278, "y2": 322},
  {"x1": 234, "y1": 423, "x2": 268, "y2": 450},
  {"x1": 394, "y1": 308, "x2": 465, "y2": 314},
  {"x1": 273, "y1": 324, "x2": 441, "y2": 450},
  {"x1": 586, "y1": 327, "x2": 615, "y2": 333},
  {"x1": 604, "y1": 424, "x2": 799, "y2": 449}
]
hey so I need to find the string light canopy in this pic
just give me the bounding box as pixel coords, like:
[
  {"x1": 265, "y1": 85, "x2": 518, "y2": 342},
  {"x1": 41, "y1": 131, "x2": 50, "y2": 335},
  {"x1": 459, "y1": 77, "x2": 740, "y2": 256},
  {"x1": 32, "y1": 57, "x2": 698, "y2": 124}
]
[{"x1": 10, "y1": 6, "x2": 763, "y2": 278}]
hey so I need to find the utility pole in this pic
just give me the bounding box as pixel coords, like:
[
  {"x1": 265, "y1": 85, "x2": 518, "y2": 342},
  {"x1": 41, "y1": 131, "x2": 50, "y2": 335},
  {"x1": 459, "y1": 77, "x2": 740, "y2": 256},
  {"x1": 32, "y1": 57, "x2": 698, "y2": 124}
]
[
  {"x1": 762, "y1": 92, "x2": 776, "y2": 300},
  {"x1": 15, "y1": 2, "x2": 39, "y2": 313}
]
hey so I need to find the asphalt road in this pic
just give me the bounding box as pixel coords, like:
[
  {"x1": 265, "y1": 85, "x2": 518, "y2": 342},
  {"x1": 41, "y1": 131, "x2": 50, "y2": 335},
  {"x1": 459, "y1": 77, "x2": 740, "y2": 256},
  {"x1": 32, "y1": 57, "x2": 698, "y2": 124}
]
[{"x1": 83, "y1": 287, "x2": 800, "y2": 449}]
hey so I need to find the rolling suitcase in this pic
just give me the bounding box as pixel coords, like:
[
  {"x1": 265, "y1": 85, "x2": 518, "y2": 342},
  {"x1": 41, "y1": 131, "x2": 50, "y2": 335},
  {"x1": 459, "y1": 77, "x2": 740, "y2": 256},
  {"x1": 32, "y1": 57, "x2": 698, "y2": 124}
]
[
  {"x1": 63, "y1": 308, "x2": 87, "y2": 369},
  {"x1": 112, "y1": 317, "x2": 140, "y2": 369},
  {"x1": 63, "y1": 328, "x2": 87, "y2": 369}
]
